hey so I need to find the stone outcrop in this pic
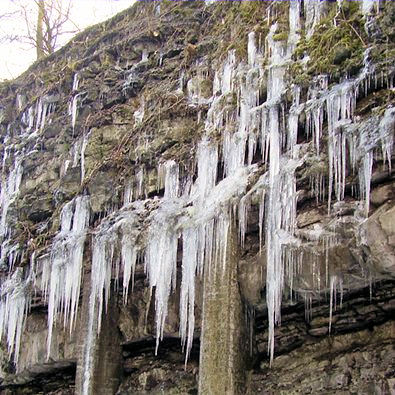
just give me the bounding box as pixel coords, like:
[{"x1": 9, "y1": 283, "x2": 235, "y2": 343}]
[{"x1": 0, "y1": 1, "x2": 394, "y2": 394}]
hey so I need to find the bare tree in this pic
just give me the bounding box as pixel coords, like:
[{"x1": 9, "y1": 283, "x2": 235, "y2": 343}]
[
  {"x1": 1, "y1": 0, "x2": 79, "y2": 60},
  {"x1": 0, "y1": 5, "x2": 19, "y2": 44}
]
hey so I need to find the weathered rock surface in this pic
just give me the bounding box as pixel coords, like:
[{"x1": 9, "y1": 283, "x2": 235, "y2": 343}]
[{"x1": 0, "y1": 0, "x2": 394, "y2": 394}]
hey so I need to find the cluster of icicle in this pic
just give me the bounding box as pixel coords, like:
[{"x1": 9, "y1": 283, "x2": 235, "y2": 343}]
[
  {"x1": 0, "y1": 66, "x2": 92, "y2": 367},
  {"x1": 61, "y1": 72, "x2": 92, "y2": 185},
  {"x1": 0, "y1": 89, "x2": 60, "y2": 363},
  {"x1": 0, "y1": 267, "x2": 31, "y2": 365},
  {"x1": 76, "y1": 1, "x2": 395, "y2": 380},
  {"x1": 41, "y1": 196, "x2": 90, "y2": 357},
  {"x1": 0, "y1": 90, "x2": 57, "y2": 268},
  {"x1": 0, "y1": 0, "x2": 394, "y2": 375}
]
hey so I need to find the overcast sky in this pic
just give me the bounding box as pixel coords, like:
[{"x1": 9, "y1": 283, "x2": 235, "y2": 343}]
[{"x1": 0, "y1": 0, "x2": 134, "y2": 81}]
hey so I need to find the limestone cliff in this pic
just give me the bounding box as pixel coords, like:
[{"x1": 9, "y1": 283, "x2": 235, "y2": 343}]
[{"x1": 0, "y1": 1, "x2": 394, "y2": 394}]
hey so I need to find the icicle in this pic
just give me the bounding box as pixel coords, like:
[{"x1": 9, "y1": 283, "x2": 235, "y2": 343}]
[
  {"x1": 123, "y1": 179, "x2": 133, "y2": 206},
  {"x1": 379, "y1": 107, "x2": 394, "y2": 172},
  {"x1": 193, "y1": 139, "x2": 218, "y2": 204},
  {"x1": 16, "y1": 94, "x2": 25, "y2": 112},
  {"x1": 259, "y1": 189, "x2": 266, "y2": 254},
  {"x1": 83, "y1": 203, "x2": 142, "y2": 393},
  {"x1": 222, "y1": 50, "x2": 236, "y2": 95},
  {"x1": 68, "y1": 73, "x2": 82, "y2": 133},
  {"x1": 0, "y1": 156, "x2": 23, "y2": 240},
  {"x1": 34, "y1": 97, "x2": 55, "y2": 132},
  {"x1": 81, "y1": 268, "x2": 99, "y2": 395},
  {"x1": 121, "y1": 231, "x2": 137, "y2": 303},
  {"x1": 35, "y1": 98, "x2": 43, "y2": 132},
  {"x1": 91, "y1": 230, "x2": 116, "y2": 334},
  {"x1": 159, "y1": 160, "x2": 180, "y2": 199},
  {"x1": 304, "y1": 293, "x2": 312, "y2": 322},
  {"x1": 141, "y1": 49, "x2": 149, "y2": 62},
  {"x1": 146, "y1": 204, "x2": 179, "y2": 353},
  {"x1": 361, "y1": 0, "x2": 375, "y2": 15},
  {"x1": 223, "y1": 48, "x2": 260, "y2": 176},
  {"x1": 288, "y1": 0, "x2": 301, "y2": 51},
  {"x1": 176, "y1": 71, "x2": 185, "y2": 94},
  {"x1": 359, "y1": 150, "x2": 373, "y2": 216},
  {"x1": 72, "y1": 73, "x2": 80, "y2": 92},
  {"x1": 264, "y1": 11, "x2": 302, "y2": 364},
  {"x1": 180, "y1": 227, "x2": 198, "y2": 364},
  {"x1": 0, "y1": 267, "x2": 31, "y2": 365},
  {"x1": 304, "y1": 0, "x2": 326, "y2": 38},
  {"x1": 136, "y1": 167, "x2": 144, "y2": 199},
  {"x1": 70, "y1": 93, "x2": 82, "y2": 133},
  {"x1": 134, "y1": 98, "x2": 145, "y2": 125},
  {"x1": 25, "y1": 106, "x2": 34, "y2": 134},
  {"x1": 165, "y1": 161, "x2": 179, "y2": 199},
  {"x1": 328, "y1": 275, "x2": 342, "y2": 333},
  {"x1": 238, "y1": 195, "x2": 251, "y2": 248},
  {"x1": 266, "y1": 106, "x2": 283, "y2": 363},
  {"x1": 288, "y1": 86, "x2": 301, "y2": 156},
  {"x1": 45, "y1": 196, "x2": 90, "y2": 358},
  {"x1": 248, "y1": 32, "x2": 257, "y2": 67},
  {"x1": 80, "y1": 130, "x2": 91, "y2": 185}
]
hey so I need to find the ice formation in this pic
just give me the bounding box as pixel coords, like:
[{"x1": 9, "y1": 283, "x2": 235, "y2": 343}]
[
  {"x1": 81, "y1": 201, "x2": 144, "y2": 393},
  {"x1": 0, "y1": 145, "x2": 24, "y2": 273},
  {"x1": 304, "y1": 0, "x2": 326, "y2": 38},
  {"x1": 0, "y1": 156, "x2": 23, "y2": 240},
  {"x1": 361, "y1": 0, "x2": 376, "y2": 15},
  {"x1": 329, "y1": 275, "x2": 343, "y2": 333},
  {"x1": 42, "y1": 196, "x2": 90, "y2": 357},
  {"x1": 0, "y1": 268, "x2": 31, "y2": 364},
  {"x1": 80, "y1": 130, "x2": 92, "y2": 184},
  {"x1": 134, "y1": 97, "x2": 145, "y2": 125},
  {"x1": 69, "y1": 73, "x2": 81, "y2": 133},
  {"x1": 0, "y1": 0, "x2": 394, "y2": 373},
  {"x1": 53, "y1": 0, "x2": 395, "y2": 368}
]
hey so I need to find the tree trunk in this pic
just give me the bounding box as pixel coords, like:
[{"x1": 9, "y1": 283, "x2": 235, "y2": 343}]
[{"x1": 36, "y1": 0, "x2": 45, "y2": 59}]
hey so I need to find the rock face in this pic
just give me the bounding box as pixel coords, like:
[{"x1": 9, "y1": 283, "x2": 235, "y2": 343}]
[{"x1": 0, "y1": 1, "x2": 394, "y2": 394}]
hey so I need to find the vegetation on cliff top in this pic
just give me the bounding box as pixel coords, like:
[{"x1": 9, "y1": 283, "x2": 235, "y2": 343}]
[{"x1": 291, "y1": 1, "x2": 367, "y2": 84}]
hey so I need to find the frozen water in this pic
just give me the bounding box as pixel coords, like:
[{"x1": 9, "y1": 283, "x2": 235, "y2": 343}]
[
  {"x1": 361, "y1": 0, "x2": 375, "y2": 15},
  {"x1": 0, "y1": 265, "x2": 35, "y2": 365},
  {"x1": 304, "y1": 0, "x2": 326, "y2": 38},
  {"x1": 0, "y1": 156, "x2": 23, "y2": 240},
  {"x1": 44, "y1": 196, "x2": 90, "y2": 357},
  {"x1": 80, "y1": 130, "x2": 92, "y2": 185},
  {"x1": 134, "y1": 98, "x2": 145, "y2": 125}
]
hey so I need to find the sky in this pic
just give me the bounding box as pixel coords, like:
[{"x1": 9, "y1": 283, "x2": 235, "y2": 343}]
[{"x1": 0, "y1": 0, "x2": 134, "y2": 81}]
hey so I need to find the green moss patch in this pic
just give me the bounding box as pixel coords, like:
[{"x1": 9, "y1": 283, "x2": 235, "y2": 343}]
[{"x1": 293, "y1": 2, "x2": 367, "y2": 82}]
